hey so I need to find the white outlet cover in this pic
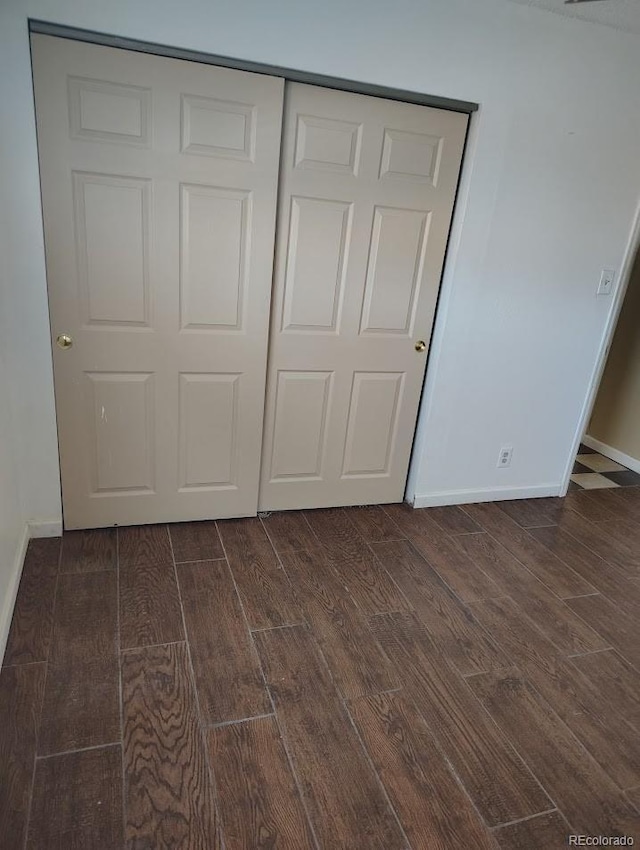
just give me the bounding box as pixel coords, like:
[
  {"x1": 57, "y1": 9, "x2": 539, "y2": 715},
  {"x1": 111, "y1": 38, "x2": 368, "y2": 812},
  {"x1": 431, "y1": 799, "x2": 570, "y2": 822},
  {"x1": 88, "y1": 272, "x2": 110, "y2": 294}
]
[{"x1": 497, "y1": 446, "x2": 513, "y2": 468}]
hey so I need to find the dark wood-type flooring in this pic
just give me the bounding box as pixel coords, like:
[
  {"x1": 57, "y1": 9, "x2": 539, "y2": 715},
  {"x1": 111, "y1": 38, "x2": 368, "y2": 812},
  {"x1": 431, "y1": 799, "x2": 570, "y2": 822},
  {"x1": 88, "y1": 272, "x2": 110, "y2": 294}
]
[{"x1": 3, "y1": 490, "x2": 640, "y2": 848}]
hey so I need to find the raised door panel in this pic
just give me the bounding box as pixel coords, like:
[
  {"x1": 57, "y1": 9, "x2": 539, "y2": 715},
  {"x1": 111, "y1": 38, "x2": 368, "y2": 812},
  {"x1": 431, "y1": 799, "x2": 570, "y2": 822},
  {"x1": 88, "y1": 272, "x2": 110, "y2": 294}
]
[
  {"x1": 379, "y1": 128, "x2": 443, "y2": 184},
  {"x1": 180, "y1": 184, "x2": 251, "y2": 331},
  {"x1": 68, "y1": 77, "x2": 151, "y2": 146},
  {"x1": 269, "y1": 371, "x2": 333, "y2": 481},
  {"x1": 86, "y1": 372, "x2": 155, "y2": 494},
  {"x1": 342, "y1": 372, "x2": 404, "y2": 477},
  {"x1": 281, "y1": 197, "x2": 352, "y2": 333},
  {"x1": 359, "y1": 207, "x2": 430, "y2": 336},
  {"x1": 178, "y1": 374, "x2": 239, "y2": 489},
  {"x1": 181, "y1": 95, "x2": 255, "y2": 160},
  {"x1": 73, "y1": 172, "x2": 151, "y2": 327},
  {"x1": 294, "y1": 115, "x2": 362, "y2": 174}
]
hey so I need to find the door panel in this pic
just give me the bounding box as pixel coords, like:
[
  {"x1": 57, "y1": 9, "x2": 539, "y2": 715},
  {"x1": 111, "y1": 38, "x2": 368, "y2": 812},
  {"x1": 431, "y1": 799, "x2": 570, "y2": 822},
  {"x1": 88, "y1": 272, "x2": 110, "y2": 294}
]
[
  {"x1": 360, "y1": 206, "x2": 430, "y2": 335},
  {"x1": 179, "y1": 184, "x2": 250, "y2": 330},
  {"x1": 270, "y1": 371, "x2": 334, "y2": 480},
  {"x1": 87, "y1": 372, "x2": 155, "y2": 494},
  {"x1": 260, "y1": 83, "x2": 467, "y2": 510},
  {"x1": 342, "y1": 372, "x2": 405, "y2": 477},
  {"x1": 32, "y1": 35, "x2": 284, "y2": 528},
  {"x1": 282, "y1": 197, "x2": 352, "y2": 333},
  {"x1": 178, "y1": 373, "x2": 239, "y2": 490},
  {"x1": 74, "y1": 172, "x2": 151, "y2": 326}
]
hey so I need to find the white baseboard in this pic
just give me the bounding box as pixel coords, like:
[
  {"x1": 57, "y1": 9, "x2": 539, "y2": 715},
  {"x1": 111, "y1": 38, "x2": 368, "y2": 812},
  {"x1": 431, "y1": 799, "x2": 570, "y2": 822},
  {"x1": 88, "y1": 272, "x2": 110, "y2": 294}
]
[
  {"x1": 28, "y1": 519, "x2": 63, "y2": 538},
  {"x1": 412, "y1": 483, "x2": 562, "y2": 508},
  {"x1": 581, "y1": 435, "x2": 640, "y2": 475},
  {"x1": 0, "y1": 523, "x2": 30, "y2": 664},
  {"x1": 1, "y1": 519, "x2": 63, "y2": 662}
]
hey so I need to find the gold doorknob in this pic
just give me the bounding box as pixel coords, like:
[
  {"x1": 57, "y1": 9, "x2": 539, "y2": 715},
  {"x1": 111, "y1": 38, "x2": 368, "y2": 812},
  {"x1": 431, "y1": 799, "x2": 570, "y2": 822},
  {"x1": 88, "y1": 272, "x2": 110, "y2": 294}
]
[
  {"x1": 414, "y1": 340, "x2": 426, "y2": 352},
  {"x1": 56, "y1": 334, "x2": 73, "y2": 350}
]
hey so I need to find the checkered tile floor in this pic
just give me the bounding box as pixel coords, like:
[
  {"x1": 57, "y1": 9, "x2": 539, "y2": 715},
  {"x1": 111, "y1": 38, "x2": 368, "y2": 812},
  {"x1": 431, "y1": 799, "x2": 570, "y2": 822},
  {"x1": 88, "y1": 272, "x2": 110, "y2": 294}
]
[{"x1": 569, "y1": 443, "x2": 640, "y2": 491}]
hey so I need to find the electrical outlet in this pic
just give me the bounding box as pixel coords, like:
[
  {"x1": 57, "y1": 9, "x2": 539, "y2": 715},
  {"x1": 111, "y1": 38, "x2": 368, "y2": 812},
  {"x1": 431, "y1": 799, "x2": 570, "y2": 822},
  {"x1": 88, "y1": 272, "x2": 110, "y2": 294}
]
[
  {"x1": 497, "y1": 446, "x2": 513, "y2": 468},
  {"x1": 597, "y1": 268, "x2": 616, "y2": 296}
]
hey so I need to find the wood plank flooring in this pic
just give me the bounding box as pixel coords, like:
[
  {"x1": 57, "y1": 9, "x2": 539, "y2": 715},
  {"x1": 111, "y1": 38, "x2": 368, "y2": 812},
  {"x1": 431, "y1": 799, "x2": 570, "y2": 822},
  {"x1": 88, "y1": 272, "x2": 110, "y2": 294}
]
[{"x1": 2, "y1": 494, "x2": 640, "y2": 848}]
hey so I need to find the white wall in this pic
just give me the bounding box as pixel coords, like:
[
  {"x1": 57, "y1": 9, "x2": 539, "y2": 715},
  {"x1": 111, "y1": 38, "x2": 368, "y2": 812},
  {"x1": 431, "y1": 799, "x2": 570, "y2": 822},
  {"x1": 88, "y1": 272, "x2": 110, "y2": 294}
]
[
  {"x1": 0, "y1": 347, "x2": 29, "y2": 656},
  {"x1": 0, "y1": 4, "x2": 61, "y2": 656},
  {"x1": 0, "y1": 17, "x2": 28, "y2": 655},
  {"x1": 0, "y1": 2, "x2": 61, "y2": 526},
  {"x1": 0, "y1": 240, "x2": 29, "y2": 655},
  {"x1": 1, "y1": 0, "x2": 639, "y2": 535}
]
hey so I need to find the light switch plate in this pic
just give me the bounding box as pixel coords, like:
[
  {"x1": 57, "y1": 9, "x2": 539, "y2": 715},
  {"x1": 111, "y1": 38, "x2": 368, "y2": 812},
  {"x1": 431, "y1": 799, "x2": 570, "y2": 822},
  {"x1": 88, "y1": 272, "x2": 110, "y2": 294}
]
[{"x1": 597, "y1": 268, "x2": 616, "y2": 296}]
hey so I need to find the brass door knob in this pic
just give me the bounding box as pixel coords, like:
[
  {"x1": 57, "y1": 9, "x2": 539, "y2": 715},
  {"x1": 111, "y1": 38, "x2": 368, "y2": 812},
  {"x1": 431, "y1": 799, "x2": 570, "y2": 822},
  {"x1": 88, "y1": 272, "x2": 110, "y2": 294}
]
[
  {"x1": 56, "y1": 333, "x2": 73, "y2": 350},
  {"x1": 414, "y1": 340, "x2": 426, "y2": 352}
]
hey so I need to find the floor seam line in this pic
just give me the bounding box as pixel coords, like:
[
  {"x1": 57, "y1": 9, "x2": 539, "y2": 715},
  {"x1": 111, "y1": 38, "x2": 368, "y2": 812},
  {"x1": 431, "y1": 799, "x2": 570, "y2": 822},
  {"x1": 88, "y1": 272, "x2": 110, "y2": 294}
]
[
  {"x1": 489, "y1": 807, "x2": 560, "y2": 831},
  {"x1": 36, "y1": 740, "x2": 122, "y2": 760}
]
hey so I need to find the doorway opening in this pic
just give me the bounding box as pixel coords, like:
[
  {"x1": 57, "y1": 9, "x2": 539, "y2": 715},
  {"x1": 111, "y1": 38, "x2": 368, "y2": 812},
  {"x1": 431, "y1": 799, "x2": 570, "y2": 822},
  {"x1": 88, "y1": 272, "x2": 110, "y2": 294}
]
[
  {"x1": 31, "y1": 26, "x2": 475, "y2": 528},
  {"x1": 569, "y1": 242, "x2": 640, "y2": 492}
]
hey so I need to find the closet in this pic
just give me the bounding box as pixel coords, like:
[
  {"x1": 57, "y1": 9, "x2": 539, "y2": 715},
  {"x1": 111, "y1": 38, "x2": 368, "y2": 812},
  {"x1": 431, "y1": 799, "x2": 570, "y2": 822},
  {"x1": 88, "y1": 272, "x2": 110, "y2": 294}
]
[{"x1": 32, "y1": 34, "x2": 467, "y2": 529}]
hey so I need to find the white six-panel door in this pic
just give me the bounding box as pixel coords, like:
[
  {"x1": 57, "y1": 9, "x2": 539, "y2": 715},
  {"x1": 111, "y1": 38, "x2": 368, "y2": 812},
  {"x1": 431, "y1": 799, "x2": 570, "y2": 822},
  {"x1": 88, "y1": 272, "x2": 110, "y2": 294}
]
[
  {"x1": 32, "y1": 35, "x2": 284, "y2": 528},
  {"x1": 259, "y1": 83, "x2": 467, "y2": 511}
]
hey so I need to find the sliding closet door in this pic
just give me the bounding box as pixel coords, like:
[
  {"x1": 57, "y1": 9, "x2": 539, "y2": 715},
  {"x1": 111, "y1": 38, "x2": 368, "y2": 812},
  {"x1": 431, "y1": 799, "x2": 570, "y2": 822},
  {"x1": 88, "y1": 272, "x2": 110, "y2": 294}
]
[
  {"x1": 260, "y1": 83, "x2": 467, "y2": 510},
  {"x1": 32, "y1": 35, "x2": 283, "y2": 529}
]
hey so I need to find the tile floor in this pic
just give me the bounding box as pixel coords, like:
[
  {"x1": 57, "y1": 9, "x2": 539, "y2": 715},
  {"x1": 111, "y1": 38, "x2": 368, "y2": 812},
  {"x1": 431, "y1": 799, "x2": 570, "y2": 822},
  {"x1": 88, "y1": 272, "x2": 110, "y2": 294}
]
[
  {"x1": 2, "y1": 493, "x2": 640, "y2": 848},
  {"x1": 569, "y1": 443, "x2": 640, "y2": 491}
]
